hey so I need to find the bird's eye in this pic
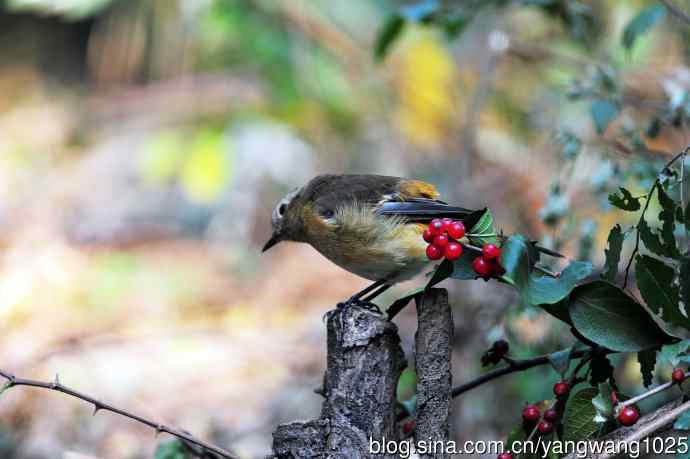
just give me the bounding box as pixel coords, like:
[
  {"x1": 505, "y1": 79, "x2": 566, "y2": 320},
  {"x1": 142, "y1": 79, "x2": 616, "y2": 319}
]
[
  {"x1": 322, "y1": 208, "x2": 334, "y2": 218},
  {"x1": 278, "y1": 203, "x2": 287, "y2": 216}
]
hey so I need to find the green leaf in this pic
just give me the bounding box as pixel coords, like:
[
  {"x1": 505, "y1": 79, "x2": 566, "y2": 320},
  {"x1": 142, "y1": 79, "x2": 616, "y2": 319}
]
[
  {"x1": 660, "y1": 340, "x2": 690, "y2": 367},
  {"x1": 375, "y1": 15, "x2": 405, "y2": 61},
  {"x1": 467, "y1": 209, "x2": 499, "y2": 246},
  {"x1": 589, "y1": 354, "x2": 614, "y2": 386},
  {"x1": 636, "y1": 255, "x2": 688, "y2": 329},
  {"x1": 562, "y1": 388, "x2": 599, "y2": 442},
  {"x1": 637, "y1": 349, "x2": 657, "y2": 388},
  {"x1": 568, "y1": 281, "x2": 674, "y2": 352},
  {"x1": 639, "y1": 219, "x2": 667, "y2": 258},
  {"x1": 591, "y1": 99, "x2": 620, "y2": 135},
  {"x1": 622, "y1": 4, "x2": 666, "y2": 50},
  {"x1": 499, "y1": 234, "x2": 535, "y2": 291},
  {"x1": 540, "y1": 298, "x2": 573, "y2": 325},
  {"x1": 155, "y1": 440, "x2": 191, "y2": 459},
  {"x1": 592, "y1": 383, "x2": 614, "y2": 421},
  {"x1": 658, "y1": 185, "x2": 679, "y2": 257},
  {"x1": 426, "y1": 259, "x2": 454, "y2": 287},
  {"x1": 450, "y1": 252, "x2": 481, "y2": 280},
  {"x1": 676, "y1": 411, "x2": 690, "y2": 430},
  {"x1": 526, "y1": 261, "x2": 592, "y2": 306},
  {"x1": 609, "y1": 187, "x2": 641, "y2": 211},
  {"x1": 680, "y1": 258, "x2": 690, "y2": 331},
  {"x1": 602, "y1": 224, "x2": 624, "y2": 282},
  {"x1": 685, "y1": 201, "x2": 690, "y2": 234},
  {"x1": 548, "y1": 348, "x2": 572, "y2": 377}
]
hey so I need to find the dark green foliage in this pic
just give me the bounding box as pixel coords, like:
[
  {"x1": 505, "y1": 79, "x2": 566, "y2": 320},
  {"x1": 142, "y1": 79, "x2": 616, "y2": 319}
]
[
  {"x1": 609, "y1": 187, "x2": 641, "y2": 211},
  {"x1": 590, "y1": 99, "x2": 619, "y2": 134},
  {"x1": 622, "y1": 4, "x2": 666, "y2": 50},
  {"x1": 637, "y1": 349, "x2": 657, "y2": 388},
  {"x1": 602, "y1": 224, "x2": 623, "y2": 282}
]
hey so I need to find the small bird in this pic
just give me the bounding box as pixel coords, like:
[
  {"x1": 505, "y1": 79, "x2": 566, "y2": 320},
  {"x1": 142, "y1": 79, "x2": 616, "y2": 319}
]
[{"x1": 262, "y1": 174, "x2": 485, "y2": 306}]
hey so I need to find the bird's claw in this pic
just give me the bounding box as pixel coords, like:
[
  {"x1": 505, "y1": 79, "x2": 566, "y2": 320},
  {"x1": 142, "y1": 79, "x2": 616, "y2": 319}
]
[{"x1": 323, "y1": 296, "x2": 382, "y2": 322}]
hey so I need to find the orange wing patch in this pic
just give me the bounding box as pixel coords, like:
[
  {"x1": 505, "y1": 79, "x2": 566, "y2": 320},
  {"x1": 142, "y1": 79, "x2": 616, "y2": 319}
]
[{"x1": 398, "y1": 180, "x2": 440, "y2": 200}]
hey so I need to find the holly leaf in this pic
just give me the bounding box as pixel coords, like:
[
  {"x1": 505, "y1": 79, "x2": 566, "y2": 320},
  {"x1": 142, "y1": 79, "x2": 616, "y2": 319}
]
[
  {"x1": 639, "y1": 219, "x2": 667, "y2": 258},
  {"x1": 602, "y1": 224, "x2": 624, "y2": 282},
  {"x1": 676, "y1": 411, "x2": 690, "y2": 430},
  {"x1": 658, "y1": 185, "x2": 679, "y2": 257},
  {"x1": 562, "y1": 388, "x2": 599, "y2": 442},
  {"x1": 450, "y1": 252, "x2": 481, "y2": 280},
  {"x1": 540, "y1": 298, "x2": 573, "y2": 325},
  {"x1": 591, "y1": 99, "x2": 620, "y2": 135},
  {"x1": 499, "y1": 234, "x2": 536, "y2": 291},
  {"x1": 637, "y1": 349, "x2": 657, "y2": 388},
  {"x1": 467, "y1": 209, "x2": 499, "y2": 246},
  {"x1": 609, "y1": 187, "x2": 641, "y2": 211},
  {"x1": 374, "y1": 15, "x2": 405, "y2": 61},
  {"x1": 525, "y1": 261, "x2": 592, "y2": 305},
  {"x1": 155, "y1": 440, "x2": 191, "y2": 459},
  {"x1": 589, "y1": 354, "x2": 614, "y2": 386},
  {"x1": 568, "y1": 281, "x2": 675, "y2": 352},
  {"x1": 636, "y1": 255, "x2": 688, "y2": 329},
  {"x1": 622, "y1": 4, "x2": 666, "y2": 50}
]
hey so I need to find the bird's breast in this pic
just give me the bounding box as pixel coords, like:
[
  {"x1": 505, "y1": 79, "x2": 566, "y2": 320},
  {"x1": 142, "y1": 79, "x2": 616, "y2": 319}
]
[{"x1": 303, "y1": 204, "x2": 429, "y2": 282}]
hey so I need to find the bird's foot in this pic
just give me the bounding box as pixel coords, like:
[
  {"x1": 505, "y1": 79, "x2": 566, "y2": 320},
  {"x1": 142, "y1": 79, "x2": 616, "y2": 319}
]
[{"x1": 323, "y1": 296, "x2": 382, "y2": 322}]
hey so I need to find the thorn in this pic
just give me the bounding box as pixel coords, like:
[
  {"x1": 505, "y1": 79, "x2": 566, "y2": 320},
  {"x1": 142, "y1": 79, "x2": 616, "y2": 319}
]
[
  {"x1": 52, "y1": 374, "x2": 60, "y2": 389},
  {"x1": 92, "y1": 403, "x2": 102, "y2": 416},
  {"x1": 155, "y1": 425, "x2": 164, "y2": 436}
]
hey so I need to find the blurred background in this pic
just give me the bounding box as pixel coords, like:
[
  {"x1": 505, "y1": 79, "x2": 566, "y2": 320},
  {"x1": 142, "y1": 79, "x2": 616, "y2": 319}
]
[{"x1": 0, "y1": 0, "x2": 689, "y2": 457}]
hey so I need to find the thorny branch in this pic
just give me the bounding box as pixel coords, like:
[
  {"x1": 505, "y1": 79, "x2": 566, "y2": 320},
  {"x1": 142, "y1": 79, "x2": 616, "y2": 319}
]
[{"x1": 0, "y1": 369, "x2": 237, "y2": 459}]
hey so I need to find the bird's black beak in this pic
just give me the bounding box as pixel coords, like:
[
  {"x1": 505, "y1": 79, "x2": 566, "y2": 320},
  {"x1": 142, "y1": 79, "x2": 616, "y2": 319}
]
[{"x1": 262, "y1": 233, "x2": 282, "y2": 252}]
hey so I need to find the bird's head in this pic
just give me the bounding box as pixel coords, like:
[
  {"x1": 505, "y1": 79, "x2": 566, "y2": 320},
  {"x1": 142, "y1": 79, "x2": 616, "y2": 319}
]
[{"x1": 262, "y1": 187, "x2": 306, "y2": 252}]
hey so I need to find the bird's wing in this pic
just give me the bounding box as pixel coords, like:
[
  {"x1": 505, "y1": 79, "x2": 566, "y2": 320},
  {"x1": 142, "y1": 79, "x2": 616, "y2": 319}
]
[{"x1": 377, "y1": 199, "x2": 486, "y2": 229}]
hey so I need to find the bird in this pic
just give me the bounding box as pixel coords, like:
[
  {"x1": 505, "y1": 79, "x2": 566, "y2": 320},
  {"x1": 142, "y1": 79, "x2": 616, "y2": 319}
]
[{"x1": 261, "y1": 174, "x2": 487, "y2": 308}]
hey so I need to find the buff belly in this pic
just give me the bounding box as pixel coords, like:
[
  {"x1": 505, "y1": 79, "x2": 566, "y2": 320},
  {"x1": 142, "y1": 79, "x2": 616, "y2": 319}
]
[{"x1": 307, "y1": 219, "x2": 430, "y2": 284}]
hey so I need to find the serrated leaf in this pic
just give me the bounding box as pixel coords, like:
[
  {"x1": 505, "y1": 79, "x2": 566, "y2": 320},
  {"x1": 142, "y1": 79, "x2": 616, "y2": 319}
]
[
  {"x1": 548, "y1": 348, "x2": 572, "y2": 376},
  {"x1": 638, "y1": 349, "x2": 657, "y2": 388},
  {"x1": 591, "y1": 99, "x2": 620, "y2": 135},
  {"x1": 622, "y1": 4, "x2": 666, "y2": 50},
  {"x1": 467, "y1": 209, "x2": 499, "y2": 246},
  {"x1": 590, "y1": 354, "x2": 614, "y2": 386},
  {"x1": 562, "y1": 388, "x2": 599, "y2": 442},
  {"x1": 450, "y1": 252, "x2": 481, "y2": 280},
  {"x1": 676, "y1": 411, "x2": 690, "y2": 430},
  {"x1": 636, "y1": 255, "x2": 688, "y2": 329},
  {"x1": 568, "y1": 281, "x2": 674, "y2": 352},
  {"x1": 639, "y1": 219, "x2": 667, "y2": 258},
  {"x1": 499, "y1": 234, "x2": 535, "y2": 291},
  {"x1": 602, "y1": 224, "x2": 624, "y2": 282},
  {"x1": 426, "y1": 259, "x2": 454, "y2": 288},
  {"x1": 592, "y1": 383, "x2": 614, "y2": 420},
  {"x1": 374, "y1": 15, "x2": 405, "y2": 61},
  {"x1": 658, "y1": 185, "x2": 679, "y2": 257},
  {"x1": 609, "y1": 187, "x2": 641, "y2": 211},
  {"x1": 526, "y1": 261, "x2": 592, "y2": 305}
]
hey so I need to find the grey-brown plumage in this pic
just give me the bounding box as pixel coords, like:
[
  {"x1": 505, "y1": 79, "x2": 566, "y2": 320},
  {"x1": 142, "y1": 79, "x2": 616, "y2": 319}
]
[{"x1": 263, "y1": 174, "x2": 483, "y2": 289}]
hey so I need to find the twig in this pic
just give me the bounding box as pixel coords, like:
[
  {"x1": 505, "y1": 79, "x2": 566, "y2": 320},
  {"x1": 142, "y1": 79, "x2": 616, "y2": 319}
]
[
  {"x1": 0, "y1": 369, "x2": 237, "y2": 459},
  {"x1": 661, "y1": 0, "x2": 690, "y2": 26},
  {"x1": 451, "y1": 348, "x2": 607, "y2": 398},
  {"x1": 617, "y1": 371, "x2": 689, "y2": 412}
]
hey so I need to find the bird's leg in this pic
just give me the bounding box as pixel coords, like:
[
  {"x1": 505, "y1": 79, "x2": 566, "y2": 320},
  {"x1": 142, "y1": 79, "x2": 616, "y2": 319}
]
[{"x1": 334, "y1": 279, "x2": 387, "y2": 313}]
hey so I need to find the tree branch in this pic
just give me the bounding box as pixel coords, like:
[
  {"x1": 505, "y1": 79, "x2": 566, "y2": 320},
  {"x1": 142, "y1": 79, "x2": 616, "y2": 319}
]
[
  {"x1": 661, "y1": 0, "x2": 690, "y2": 26},
  {"x1": 0, "y1": 369, "x2": 237, "y2": 459}
]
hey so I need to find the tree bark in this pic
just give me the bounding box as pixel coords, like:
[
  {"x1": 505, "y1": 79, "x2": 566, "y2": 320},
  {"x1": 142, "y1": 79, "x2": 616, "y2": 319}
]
[
  {"x1": 270, "y1": 305, "x2": 405, "y2": 458},
  {"x1": 414, "y1": 289, "x2": 453, "y2": 459}
]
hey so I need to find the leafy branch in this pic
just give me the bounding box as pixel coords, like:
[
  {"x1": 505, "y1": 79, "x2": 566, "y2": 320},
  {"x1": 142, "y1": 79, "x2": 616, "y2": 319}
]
[{"x1": 0, "y1": 369, "x2": 237, "y2": 459}]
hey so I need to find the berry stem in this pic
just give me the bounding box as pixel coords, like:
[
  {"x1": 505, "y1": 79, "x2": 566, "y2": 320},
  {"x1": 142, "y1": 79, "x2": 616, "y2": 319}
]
[{"x1": 616, "y1": 372, "x2": 690, "y2": 413}]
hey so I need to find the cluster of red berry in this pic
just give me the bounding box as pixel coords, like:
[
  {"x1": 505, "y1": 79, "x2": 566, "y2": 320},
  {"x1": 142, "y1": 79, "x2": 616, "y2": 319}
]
[
  {"x1": 423, "y1": 218, "x2": 465, "y2": 261},
  {"x1": 472, "y1": 243, "x2": 503, "y2": 278}
]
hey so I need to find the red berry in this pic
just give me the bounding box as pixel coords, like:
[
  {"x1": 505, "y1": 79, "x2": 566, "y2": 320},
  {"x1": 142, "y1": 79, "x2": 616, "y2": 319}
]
[
  {"x1": 483, "y1": 243, "x2": 501, "y2": 260},
  {"x1": 472, "y1": 256, "x2": 492, "y2": 277},
  {"x1": 543, "y1": 408, "x2": 558, "y2": 422},
  {"x1": 522, "y1": 404, "x2": 540, "y2": 422},
  {"x1": 672, "y1": 368, "x2": 686, "y2": 384},
  {"x1": 423, "y1": 229, "x2": 434, "y2": 243},
  {"x1": 553, "y1": 381, "x2": 570, "y2": 397},
  {"x1": 433, "y1": 235, "x2": 449, "y2": 248},
  {"x1": 444, "y1": 242, "x2": 463, "y2": 261},
  {"x1": 426, "y1": 244, "x2": 443, "y2": 260},
  {"x1": 447, "y1": 221, "x2": 466, "y2": 240},
  {"x1": 429, "y1": 219, "x2": 444, "y2": 236},
  {"x1": 537, "y1": 420, "x2": 553, "y2": 434},
  {"x1": 441, "y1": 218, "x2": 453, "y2": 231},
  {"x1": 498, "y1": 453, "x2": 513, "y2": 459},
  {"x1": 618, "y1": 406, "x2": 639, "y2": 426},
  {"x1": 402, "y1": 419, "x2": 416, "y2": 435}
]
